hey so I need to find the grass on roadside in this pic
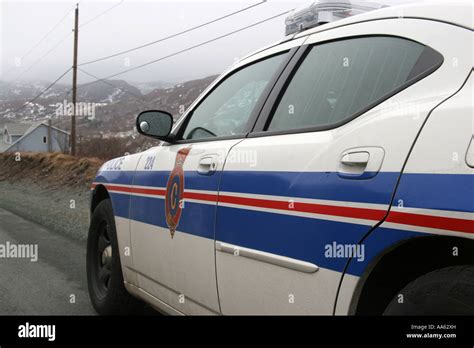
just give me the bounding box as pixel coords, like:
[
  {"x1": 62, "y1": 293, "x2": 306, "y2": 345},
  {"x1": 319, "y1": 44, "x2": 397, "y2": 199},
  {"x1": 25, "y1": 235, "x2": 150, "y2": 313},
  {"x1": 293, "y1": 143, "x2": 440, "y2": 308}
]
[{"x1": 0, "y1": 152, "x2": 103, "y2": 188}]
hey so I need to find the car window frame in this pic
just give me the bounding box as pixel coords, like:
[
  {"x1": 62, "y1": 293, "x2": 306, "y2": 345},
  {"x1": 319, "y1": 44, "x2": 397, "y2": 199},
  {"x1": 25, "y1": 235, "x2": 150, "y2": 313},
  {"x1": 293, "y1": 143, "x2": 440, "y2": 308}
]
[
  {"x1": 249, "y1": 34, "x2": 444, "y2": 138},
  {"x1": 169, "y1": 48, "x2": 298, "y2": 145}
]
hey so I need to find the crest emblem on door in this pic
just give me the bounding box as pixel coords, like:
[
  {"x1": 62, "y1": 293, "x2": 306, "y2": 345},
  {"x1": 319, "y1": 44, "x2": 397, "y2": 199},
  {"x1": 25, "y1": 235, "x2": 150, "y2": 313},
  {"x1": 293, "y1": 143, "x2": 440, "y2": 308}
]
[{"x1": 165, "y1": 147, "x2": 191, "y2": 238}]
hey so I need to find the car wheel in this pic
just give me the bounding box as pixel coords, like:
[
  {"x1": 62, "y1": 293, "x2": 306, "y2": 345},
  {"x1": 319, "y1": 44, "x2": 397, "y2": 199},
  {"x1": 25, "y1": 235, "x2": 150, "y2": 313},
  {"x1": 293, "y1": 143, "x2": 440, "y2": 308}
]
[
  {"x1": 383, "y1": 265, "x2": 474, "y2": 315},
  {"x1": 87, "y1": 199, "x2": 146, "y2": 315}
]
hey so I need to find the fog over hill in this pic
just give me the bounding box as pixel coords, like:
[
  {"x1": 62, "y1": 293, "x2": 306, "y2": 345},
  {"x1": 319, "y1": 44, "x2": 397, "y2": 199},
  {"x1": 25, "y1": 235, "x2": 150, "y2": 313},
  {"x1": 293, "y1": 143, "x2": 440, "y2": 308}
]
[{"x1": 0, "y1": 74, "x2": 218, "y2": 138}]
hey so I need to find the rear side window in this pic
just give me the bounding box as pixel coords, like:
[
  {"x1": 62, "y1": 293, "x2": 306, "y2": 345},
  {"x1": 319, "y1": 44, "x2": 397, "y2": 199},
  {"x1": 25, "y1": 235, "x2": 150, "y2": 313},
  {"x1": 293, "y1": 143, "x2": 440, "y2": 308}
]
[{"x1": 267, "y1": 36, "x2": 443, "y2": 132}]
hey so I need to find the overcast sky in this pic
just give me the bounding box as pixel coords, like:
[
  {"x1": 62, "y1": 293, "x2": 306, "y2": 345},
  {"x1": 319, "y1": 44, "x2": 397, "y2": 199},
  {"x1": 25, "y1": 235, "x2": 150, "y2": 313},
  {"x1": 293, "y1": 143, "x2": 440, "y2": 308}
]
[{"x1": 0, "y1": 0, "x2": 444, "y2": 85}]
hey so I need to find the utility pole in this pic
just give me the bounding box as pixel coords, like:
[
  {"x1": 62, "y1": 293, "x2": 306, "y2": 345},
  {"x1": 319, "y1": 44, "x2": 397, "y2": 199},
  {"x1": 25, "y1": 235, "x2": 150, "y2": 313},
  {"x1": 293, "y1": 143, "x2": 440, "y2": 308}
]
[{"x1": 71, "y1": 3, "x2": 79, "y2": 156}]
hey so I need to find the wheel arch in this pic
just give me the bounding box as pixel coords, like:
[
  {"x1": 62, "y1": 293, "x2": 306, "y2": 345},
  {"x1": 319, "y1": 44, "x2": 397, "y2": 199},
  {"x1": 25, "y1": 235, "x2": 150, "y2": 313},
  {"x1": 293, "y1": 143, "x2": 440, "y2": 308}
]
[
  {"x1": 349, "y1": 234, "x2": 474, "y2": 315},
  {"x1": 91, "y1": 184, "x2": 111, "y2": 214}
]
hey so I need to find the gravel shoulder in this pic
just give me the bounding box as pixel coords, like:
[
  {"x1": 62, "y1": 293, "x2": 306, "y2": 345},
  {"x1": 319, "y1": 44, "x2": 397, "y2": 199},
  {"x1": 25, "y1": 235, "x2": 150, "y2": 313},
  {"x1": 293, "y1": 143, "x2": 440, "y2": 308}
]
[
  {"x1": 0, "y1": 152, "x2": 100, "y2": 241},
  {"x1": 0, "y1": 154, "x2": 96, "y2": 314},
  {"x1": 0, "y1": 180, "x2": 90, "y2": 241}
]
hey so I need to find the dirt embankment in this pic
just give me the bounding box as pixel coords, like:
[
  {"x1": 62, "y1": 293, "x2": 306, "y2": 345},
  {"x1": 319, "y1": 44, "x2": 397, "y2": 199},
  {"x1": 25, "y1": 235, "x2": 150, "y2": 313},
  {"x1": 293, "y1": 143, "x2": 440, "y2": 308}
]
[
  {"x1": 0, "y1": 152, "x2": 103, "y2": 189},
  {"x1": 0, "y1": 152, "x2": 105, "y2": 241}
]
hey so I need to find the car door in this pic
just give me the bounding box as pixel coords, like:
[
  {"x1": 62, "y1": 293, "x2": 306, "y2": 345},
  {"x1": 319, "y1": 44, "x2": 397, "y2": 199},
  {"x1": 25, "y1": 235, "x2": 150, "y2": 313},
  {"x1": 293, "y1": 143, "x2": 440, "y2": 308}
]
[
  {"x1": 215, "y1": 18, "x2": 469, "y2": 314},
  {"x1": 128, "y1": 50, "x2": 294, "y2": 314}
]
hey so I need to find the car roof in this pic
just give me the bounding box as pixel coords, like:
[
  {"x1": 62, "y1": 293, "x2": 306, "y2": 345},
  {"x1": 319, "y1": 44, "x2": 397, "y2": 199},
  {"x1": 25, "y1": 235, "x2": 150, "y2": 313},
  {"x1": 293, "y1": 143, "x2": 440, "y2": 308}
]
[
  {"x1": 295, "y1": 0, "x2": 473, "y2": 38},
  {"x1": 241, "y1": 1, "x2": 472, "y2": 62}
]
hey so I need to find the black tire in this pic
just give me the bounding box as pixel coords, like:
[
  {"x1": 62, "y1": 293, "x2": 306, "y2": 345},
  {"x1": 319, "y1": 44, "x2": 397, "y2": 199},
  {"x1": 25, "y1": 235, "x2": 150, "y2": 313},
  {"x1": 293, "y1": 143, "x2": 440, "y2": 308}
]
[
  {"x1": 384, "y1": 265, "x2": 474, "y2": 315},
  {"x1": 87, "y1": 199, "x2": 146, "y2": 315}
]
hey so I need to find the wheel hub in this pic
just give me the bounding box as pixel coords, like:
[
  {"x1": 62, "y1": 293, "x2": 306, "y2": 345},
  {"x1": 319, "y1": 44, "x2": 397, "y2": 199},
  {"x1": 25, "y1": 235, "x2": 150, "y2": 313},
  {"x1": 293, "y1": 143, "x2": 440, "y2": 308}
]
[{"x1": 101, "y1": 245, "x2": 112, "y2": 270}]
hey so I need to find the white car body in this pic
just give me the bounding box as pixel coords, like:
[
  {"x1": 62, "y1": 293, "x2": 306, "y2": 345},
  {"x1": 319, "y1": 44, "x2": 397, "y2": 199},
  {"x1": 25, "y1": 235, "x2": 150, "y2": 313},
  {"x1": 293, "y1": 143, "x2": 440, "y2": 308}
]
[{"x1": 91, "y1": 1, "x2": 473, "y2": 315}]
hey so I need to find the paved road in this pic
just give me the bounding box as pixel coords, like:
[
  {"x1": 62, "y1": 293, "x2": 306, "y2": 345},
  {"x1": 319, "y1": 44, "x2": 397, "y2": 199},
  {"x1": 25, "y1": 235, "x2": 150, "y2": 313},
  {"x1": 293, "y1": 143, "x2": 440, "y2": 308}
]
[{"x1": 0, "y1": 207, "x2": 95, "y2": 315}]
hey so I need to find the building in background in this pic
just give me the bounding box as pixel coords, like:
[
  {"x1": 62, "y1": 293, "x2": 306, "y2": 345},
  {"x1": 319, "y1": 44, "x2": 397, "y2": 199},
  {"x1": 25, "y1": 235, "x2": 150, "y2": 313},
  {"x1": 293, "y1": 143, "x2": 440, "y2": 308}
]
[{"x1": 0, "y1": 121, "x2": 69, "y2": 153}]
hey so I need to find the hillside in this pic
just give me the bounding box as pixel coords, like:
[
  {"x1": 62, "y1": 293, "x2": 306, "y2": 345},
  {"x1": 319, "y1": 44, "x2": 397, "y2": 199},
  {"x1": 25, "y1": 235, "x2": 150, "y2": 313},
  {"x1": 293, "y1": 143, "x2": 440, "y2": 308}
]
[
  {"x1": 57, "y1": 75, "x2": 218, "y2": 137},
  {"x1": 0, "y1": 75, "x2": 218, "y2": 138}
]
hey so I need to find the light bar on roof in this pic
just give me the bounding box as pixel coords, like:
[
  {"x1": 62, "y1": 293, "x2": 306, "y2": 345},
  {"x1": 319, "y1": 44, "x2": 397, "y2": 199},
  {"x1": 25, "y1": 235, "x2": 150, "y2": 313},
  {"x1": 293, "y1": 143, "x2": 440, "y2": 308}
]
[{"x1": 285, "y1": 0, "x2": 387, "y2": 36}]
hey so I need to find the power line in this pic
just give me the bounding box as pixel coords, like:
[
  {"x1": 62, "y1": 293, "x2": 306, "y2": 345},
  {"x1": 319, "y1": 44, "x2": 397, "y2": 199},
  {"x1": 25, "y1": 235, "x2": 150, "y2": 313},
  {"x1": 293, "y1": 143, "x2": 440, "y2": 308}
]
[
  {"x1": 19, "y1": 6, "x2": 75, "y2": 62},
  {"x1": 1, "y1": 5, "x2": 75, "y2": 80},
  {"x1": 61, "y1": 67, "x2": 144, "y2": 104},
  {"x1": 4, "y1": 0, "x2": 121, "y2": 84},
  {"x1": 22, "y1": 67, "x2": 71, "y2": 106},
  {"x1": 3, "y1": 4, "x2": 291, "y2": 121},
  {"x1": 77, "y1": 9, "x2": 294, "y2": 90},
  {"x1": 77, "y1": 67, "x2": 143, "y2": 99},
  {"x1": 79, "y1": 0, "x2": 124, "y2": 28},
  {"x1": 6, "y1": 31, "x2": 73, "y2": 84},
  {"x1": 78, "y1": 0, "x2": 266, "y2": 66},
  {"x1": 8, "y1": 68, "x2": 72, "y2": 114}
]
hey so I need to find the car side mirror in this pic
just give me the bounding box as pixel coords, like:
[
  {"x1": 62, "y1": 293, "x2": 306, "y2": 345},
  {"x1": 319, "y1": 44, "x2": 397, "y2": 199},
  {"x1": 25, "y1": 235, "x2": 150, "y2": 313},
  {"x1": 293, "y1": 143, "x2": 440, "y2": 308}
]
[{"x1": 136, "y1": 110, "x2": 175, "y2": 143}]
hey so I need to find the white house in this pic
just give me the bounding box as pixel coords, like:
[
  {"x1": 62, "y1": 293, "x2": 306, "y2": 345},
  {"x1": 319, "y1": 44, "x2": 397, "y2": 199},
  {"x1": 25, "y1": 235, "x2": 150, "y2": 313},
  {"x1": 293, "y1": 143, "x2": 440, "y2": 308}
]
[{"x1": 0, "y1": 121, "x2": 70, "y2": 153}]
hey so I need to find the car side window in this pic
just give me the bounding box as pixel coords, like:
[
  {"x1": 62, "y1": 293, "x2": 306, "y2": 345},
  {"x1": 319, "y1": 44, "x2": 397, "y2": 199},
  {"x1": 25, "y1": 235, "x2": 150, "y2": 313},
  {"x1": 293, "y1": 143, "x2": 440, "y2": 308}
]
[
  {"x1": 266, "y1": 36, "x2": 442, "y2": 132},
  {"x1": 181, "y1": 53, "x2": 286, "y2": 140}
]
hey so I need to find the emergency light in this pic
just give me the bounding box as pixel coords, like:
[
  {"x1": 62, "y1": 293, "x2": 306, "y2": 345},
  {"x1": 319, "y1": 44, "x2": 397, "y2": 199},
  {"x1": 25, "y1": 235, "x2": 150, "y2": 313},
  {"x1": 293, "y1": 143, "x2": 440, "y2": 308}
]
[{"x1": 285, "y1": 0, "x2": 387, "y2": 36}]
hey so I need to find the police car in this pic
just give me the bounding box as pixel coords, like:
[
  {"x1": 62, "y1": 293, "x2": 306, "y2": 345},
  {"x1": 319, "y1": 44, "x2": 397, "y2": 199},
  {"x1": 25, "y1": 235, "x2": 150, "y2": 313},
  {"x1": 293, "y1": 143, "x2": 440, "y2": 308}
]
[{"x1": 87, "y1": 0, "x2": 474, "y2": 315}]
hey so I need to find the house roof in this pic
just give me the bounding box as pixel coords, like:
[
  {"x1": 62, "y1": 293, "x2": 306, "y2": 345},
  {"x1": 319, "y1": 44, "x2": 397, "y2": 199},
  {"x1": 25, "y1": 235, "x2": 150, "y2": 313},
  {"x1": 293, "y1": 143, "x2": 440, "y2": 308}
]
[
  {"x1": 4, "y1": 122, "x2": 35, "y2": 136},
  {"x1": 1, "y1": 121, "x2": 70, "y2": 153}
]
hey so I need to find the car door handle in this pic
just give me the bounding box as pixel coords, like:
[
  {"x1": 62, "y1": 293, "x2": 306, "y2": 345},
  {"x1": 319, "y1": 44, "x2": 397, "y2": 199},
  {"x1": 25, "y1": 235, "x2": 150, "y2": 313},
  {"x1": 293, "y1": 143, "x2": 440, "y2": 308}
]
[
  {"x1": 197, "y1": 156, "x2": 218, "y2": 175},
  {"x1": 338, "y1": 147, "x2": 384, "y2": 179},
  {"x1": 340, "y1": 152, "x2": 369, "y2": 166}
]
